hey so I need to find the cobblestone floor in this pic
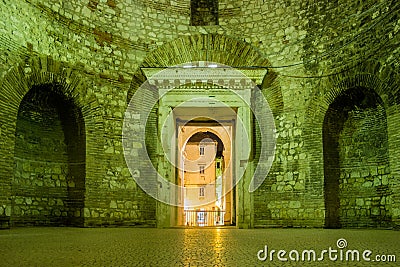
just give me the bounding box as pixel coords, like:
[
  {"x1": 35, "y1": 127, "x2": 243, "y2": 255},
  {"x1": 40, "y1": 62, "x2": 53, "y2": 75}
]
[{"x1": 0, "y1": 227, "x2": 399, "y2": 266}]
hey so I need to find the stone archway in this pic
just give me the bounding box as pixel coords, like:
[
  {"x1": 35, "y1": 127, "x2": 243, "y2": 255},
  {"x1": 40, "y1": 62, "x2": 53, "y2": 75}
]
[
  {"x1": 304, "y1": 62, "x2": 400, "y2": 229},
  {"x1": 323, "y1": 86, "x2": 390, "y2": 228},
  {"x1": 0, "y1": 56, "x2": 103, "y2": 228},
  {"x1": 13, "y1": 84, "x2": 86, "y2": 226},
  {"x1": 128, "y1": 34, "x2": 282, "y2": 109},
  {"x1": 127, "y1": 34, "x2": 280, "y2": 228}
]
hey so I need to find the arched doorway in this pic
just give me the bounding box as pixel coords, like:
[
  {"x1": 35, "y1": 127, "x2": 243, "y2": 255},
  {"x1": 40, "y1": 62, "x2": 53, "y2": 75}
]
[
  {"x1": 127, "y1": 34, "x2": 279, "y2": 228},
  {"x1": 323, "y1": 86, "x2": 391, "y2": 228},
  {"x1": 150, "y1": 76, "x2": 254, "y2": 228},
  {"x1": 12, "y1": 84, "x2": 85, "y2": 226}
]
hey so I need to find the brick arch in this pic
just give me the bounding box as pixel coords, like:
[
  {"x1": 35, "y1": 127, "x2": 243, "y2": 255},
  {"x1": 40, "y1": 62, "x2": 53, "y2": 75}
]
[
  {"x1": 0, "y1": 56, "x2": 102, "y2": 130},
  {"x1": 0, "y1": 55, "x2": 103, "y2": 227},
  {"x1": 128, "y1": 33, "x2": 283, "y2": 115},
  {"x1": 303, "y1": 61, "x2": 400, "y2": 228},
  {"x1": 304, "y1": 64, "x2": 397, "y2": 169},
  {"x1": 306, "y1": 74, "x2": 385, "y2": 131},
  {"x1": 141, "y1": 34, "x2": 270, "y2": 68}
]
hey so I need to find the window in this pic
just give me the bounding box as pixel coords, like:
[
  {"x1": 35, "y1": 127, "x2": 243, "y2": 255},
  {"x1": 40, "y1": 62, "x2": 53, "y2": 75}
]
[
  {"x1": 199, "y1": 146, "x2": 205, "y2": 155},
  {"x1": 199, "y1": 187, "x2": 205, "y2": 197},
  {"x1": 190, "y1": 0, "x2": 218, "y2": 26},
  {"x1": 199, "y1": 165, "x2": 205, "y2": 174}
]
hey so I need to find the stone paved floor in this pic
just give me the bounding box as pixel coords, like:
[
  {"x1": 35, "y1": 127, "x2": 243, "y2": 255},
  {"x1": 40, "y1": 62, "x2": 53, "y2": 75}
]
[{"x1": 0, "y1": 227, "x2": 399, "y2": 266}]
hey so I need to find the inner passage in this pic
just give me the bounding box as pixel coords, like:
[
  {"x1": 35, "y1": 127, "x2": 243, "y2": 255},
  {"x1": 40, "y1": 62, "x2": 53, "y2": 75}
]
[{"x1": 179, "y1": 125, "x2": 233, "y2": 227}]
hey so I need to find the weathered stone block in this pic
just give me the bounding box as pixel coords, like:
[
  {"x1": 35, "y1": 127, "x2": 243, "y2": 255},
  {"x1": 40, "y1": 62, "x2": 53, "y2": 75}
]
[
  {"x1": 371, "y1": 207, "x2": 380, "y2": 216},
  {"x1": 356, "y1": 198, "x2": 364, "y2": 206},
  {"x1": 294, "y1": 182, "x2": 305, "y2": 190},
  {"x1": 110, "y1": 200, "x2": 117, "y2": 209},
  {"x1": 362, "y1": 181, "x2": 373, "y2": 188},
  {"x1": 289, "y1": 201, "x2": 301, "y2": 209}
]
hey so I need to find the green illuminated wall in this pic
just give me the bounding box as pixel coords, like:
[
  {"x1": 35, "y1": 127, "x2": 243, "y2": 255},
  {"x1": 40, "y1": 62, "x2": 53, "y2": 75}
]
[{"x1": 0, "y1": 0, "x2": 399, "y2": 229}]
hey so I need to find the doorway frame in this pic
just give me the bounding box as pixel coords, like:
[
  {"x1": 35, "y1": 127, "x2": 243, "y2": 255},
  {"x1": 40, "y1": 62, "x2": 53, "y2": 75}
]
[
  {"x1": 156, "y1": 87, "x2": 254, "y2": 228},
  {"x1": 176, "y1": 119, "x2": 235, "y2": 227}
]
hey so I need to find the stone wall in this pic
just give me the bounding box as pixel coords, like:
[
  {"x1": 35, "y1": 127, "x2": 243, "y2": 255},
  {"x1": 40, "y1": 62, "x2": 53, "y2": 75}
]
[{"x1": 0, "y1": 0, "x2": 399, "y2": 228}]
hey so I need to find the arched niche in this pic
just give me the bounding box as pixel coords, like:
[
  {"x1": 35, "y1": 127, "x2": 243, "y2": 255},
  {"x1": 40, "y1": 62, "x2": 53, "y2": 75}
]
[{"x1": 12, "y1": 84, "x2": 86, "y2": 226}]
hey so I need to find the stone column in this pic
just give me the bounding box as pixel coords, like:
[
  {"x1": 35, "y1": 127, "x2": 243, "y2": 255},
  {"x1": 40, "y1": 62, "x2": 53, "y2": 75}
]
[
  {"x1": 236, "y1": 106, "x2": 253, "y2": 228},
  {"x1": 156, "y1": 101, "x2": 177, "y2": 228}
]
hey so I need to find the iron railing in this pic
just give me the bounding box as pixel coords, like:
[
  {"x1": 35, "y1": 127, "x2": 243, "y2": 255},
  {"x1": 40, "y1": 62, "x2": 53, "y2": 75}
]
[{"x1": 184, "y1": 210, "x2": 225, "y2": 226}]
